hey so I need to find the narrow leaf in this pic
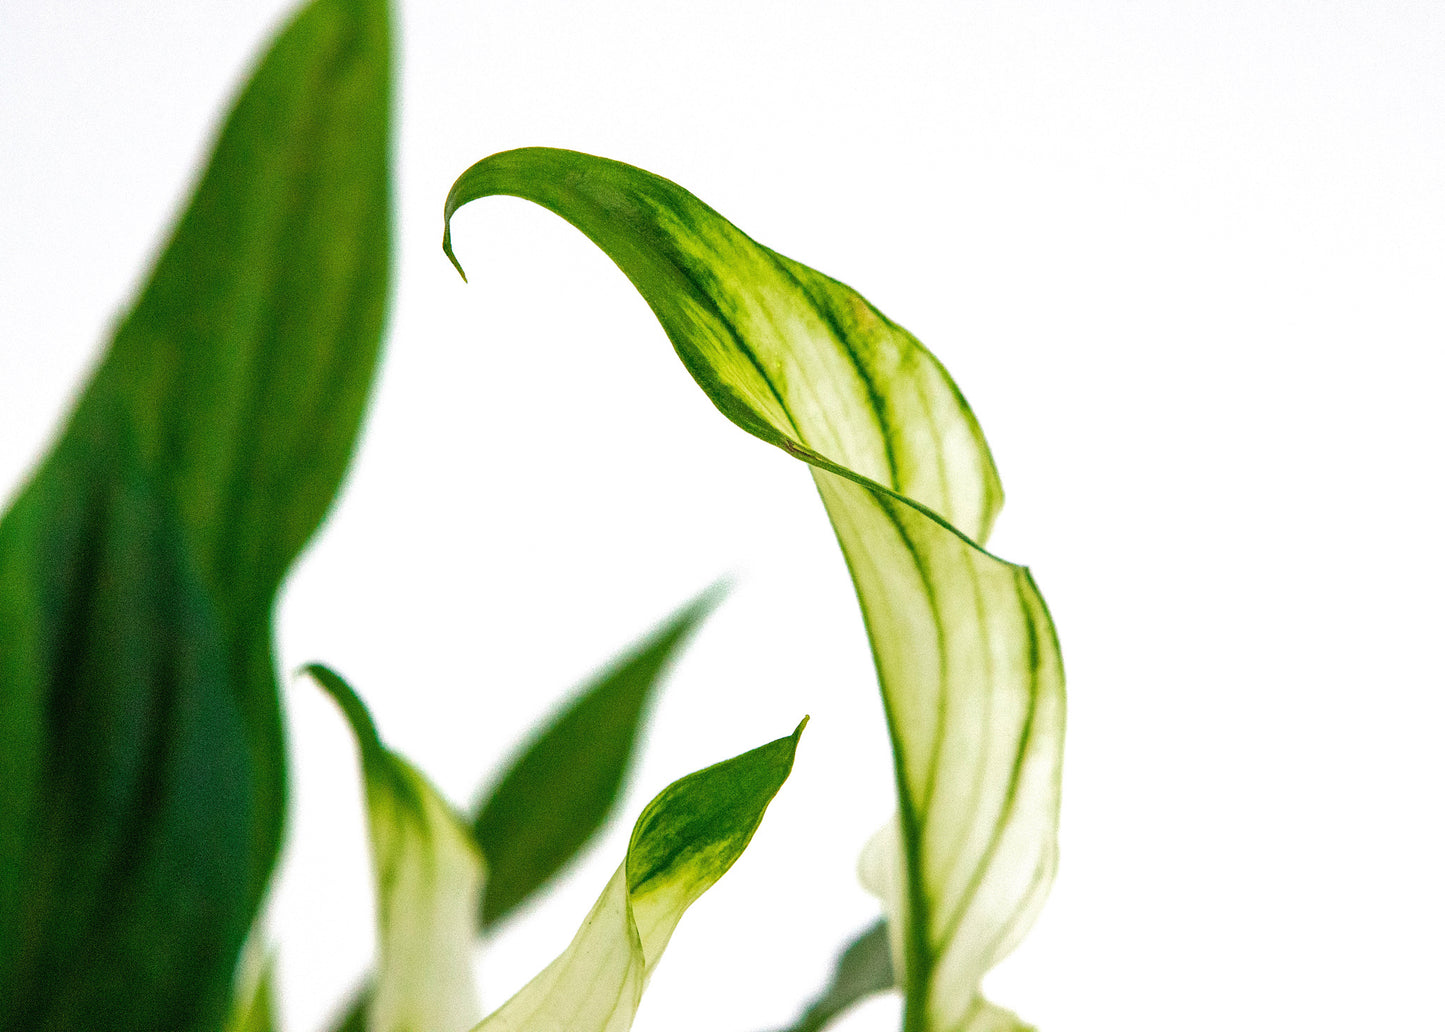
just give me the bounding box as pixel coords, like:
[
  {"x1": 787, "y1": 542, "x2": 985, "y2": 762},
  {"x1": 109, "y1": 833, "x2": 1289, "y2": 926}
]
[
  {"x1": 473, "y1": 719, "x2": 806, "y2": 1032},
  {"x1": 768, "y1": 919, "x2": 894, "y2": 1032},
  {"x1": 473, "y1": 580, "x2": 728, "y2": 929},
  {"x1": 306, "y1": 665, "x2": 485, "y2": 1032},
  {"x1": 444, "y1": 149, "x2": 1065, "y2": 1032},
  {"x1": 0, "y1": 1, "x2": 390, "y2": 1027}
]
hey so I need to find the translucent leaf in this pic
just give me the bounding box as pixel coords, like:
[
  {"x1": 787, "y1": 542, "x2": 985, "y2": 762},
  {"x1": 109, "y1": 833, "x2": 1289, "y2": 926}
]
[
  {"x1": 472, "y1": 720, "x2": 805, "y2": 1032},
  {"x1": 307, "y1": 665, "x2": 484, "y2": 1032},
  {"x1": 444, "y1": 149, "x2": 1064, "y2": 1032}
]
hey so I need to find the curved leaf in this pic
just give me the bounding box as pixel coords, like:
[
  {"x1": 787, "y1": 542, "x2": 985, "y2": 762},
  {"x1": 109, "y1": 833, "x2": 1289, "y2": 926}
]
[
  {"x1": 473, "y1": 719, "x2": 805, "y2": 1032},
  {"x1": 0, "y1": 1, "x2": 390, "y2": 1027},
  {"x1": 473, "y1": 579, "x2": 728, "y2": 929},
  {"x1": 307, "y1": 665, "x2": 485, "y2": 1032},
  {"x1": 444, "y1": 148, "x2": 1065, "y2": 1032}
]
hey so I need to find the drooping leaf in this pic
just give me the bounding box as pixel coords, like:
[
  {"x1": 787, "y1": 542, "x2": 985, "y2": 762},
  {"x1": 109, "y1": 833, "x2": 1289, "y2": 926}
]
[
  {"x1": 473, "y1": 579, "x2": 728, "y2": 929},
  {"x1": 306, "y1": 665, "x2": 484, "y2": 1032},
  {"x1": 444, "y1": 148, "x2": 1065, "y2": 1032},
  {"x1": 473, "y1": 719, "x2": 805, "y2": 1032},
  {"x1": 0, "y1": 0, "x2": 390, "y2": 1027},
  {"x1": 768, "y1": 919, "x2": 894, "y2": 1032}
]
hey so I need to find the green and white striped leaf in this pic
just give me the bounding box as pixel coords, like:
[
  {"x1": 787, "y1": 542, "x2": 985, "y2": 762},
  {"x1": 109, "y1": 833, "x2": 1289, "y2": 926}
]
[
  {"x1": 306, "y1": 665, "x2": 484, "y2": 1032},
  {"x1": 444, "y1": 148, "x2": 1064, "y2": 1032},
  {"x1": 473, "y1": 720, "x2": 805, "y2": 1032}
]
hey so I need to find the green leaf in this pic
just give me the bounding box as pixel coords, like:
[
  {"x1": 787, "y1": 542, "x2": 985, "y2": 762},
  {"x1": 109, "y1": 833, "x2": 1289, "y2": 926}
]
[
  {"x1": 306, "y1": 665, "x2": 484, "y2": 1032},
  {"x1": 473, "y1": 719, "x2": 805, "y2": 1032},
  {"x1": 444, "y1": 149, "x2": 1065, "y2": 1032},
  {"x1": 769, "y1": 919, "x2": 894, "y2": 1032},
  {"x1": 473, "y1": 580, "x2": 728, "y2": 929},
  {"x1": 0, "y1": 0, "x2": 389, "y2": 1027},
  {"x1": 0, "y1": 405, "x2": 250, "y2": 1032},
  {"x1": 224, "y1": 942, "x2": 279, "y2": 1032}
]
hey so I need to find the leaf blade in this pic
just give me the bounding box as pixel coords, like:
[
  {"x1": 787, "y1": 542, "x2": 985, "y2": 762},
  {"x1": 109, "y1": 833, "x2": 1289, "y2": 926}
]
[
  {"x1": 0, "y1": 2, "x2": 390, "y2": 1026},
  {"x1": 307, "y1": 665, "x2": 485, "y2": 1032},
  {"x1": 473, "y1": 720, "x2": 806, "y2": 1032},
  {"x1": 444, "y1": 148, "x2": 1065, "y2": 1032},
  {"x1": 473, "y1": 581, "x2": 728, "y2": 929}
]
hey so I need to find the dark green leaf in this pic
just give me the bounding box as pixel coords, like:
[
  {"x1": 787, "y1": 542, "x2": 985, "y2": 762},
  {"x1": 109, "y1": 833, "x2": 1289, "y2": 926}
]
[
  {"x1": 473, "y1": 580, "x2": 727, "y2": 928},
  {"x1": 0, "y1": 1, "x2": 391, "y2": 1027},
  {"x1": 444, "y1": 148, "x2": 1064, "y2": 1032},
  {"x1": 769, "y1": 919, "x2": 894, "y2": 1032},
  {"x1": 0, "y1": 404, "x2": 250, "y2": 1032}
]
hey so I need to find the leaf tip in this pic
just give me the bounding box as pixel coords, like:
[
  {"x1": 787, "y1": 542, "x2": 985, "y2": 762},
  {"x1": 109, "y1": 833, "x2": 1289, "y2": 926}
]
[{"x1": 442, "y1": 221, "x2": 468, "y2": 282}]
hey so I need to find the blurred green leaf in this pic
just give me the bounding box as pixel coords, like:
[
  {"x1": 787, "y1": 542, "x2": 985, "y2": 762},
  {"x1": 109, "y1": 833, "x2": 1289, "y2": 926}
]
[
  {"x1": 473, "y1": 580, "x2": 727, "y2": 929},
  {"x1": 0, "y1": 0, "x2": 390, "y2": 1027},
  {"x1": 473, "y1": 719, "x2": 805, "y2": 1032},
  {"x1": 769, "y1": 919, "x2": 894, "y2": 1032},
  {"x1": 223, "y1": 943, "x2": 278, "y2": 1032},
  {"x1": 307, "y1": 665, "x2": 484, "y2": 1032},
  {"x1": 444, "y1": 149, "x2": 1064, "y2": 1032},
  {"x1": 0, "y1": 407, "x2": 250, "y2": 1031}
]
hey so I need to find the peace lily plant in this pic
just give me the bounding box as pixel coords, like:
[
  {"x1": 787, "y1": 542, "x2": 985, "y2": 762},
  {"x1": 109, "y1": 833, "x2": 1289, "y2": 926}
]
[{"x1": 0, "y1": 1, "x2": 1063, "y2": 1032}]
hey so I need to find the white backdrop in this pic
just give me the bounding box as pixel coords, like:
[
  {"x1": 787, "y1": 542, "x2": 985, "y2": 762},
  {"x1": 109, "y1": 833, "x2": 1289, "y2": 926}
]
[{"x1": 3, "y1": 2, "x2": 1442, "y2": 1029}]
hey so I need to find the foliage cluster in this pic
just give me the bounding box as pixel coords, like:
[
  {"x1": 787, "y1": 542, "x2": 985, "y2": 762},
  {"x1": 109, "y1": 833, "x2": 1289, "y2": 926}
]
[{"x1": 0, "y1": 3, "x2": 1063, "y2": 1031}]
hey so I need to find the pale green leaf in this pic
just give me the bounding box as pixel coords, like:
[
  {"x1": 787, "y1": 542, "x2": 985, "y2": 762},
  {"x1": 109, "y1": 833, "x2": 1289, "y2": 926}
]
[
  {"x1": 472, "y1": 720, "x2": 805, "y2": 1032},
  {"x1": 444, "y1": 148, "x2": 1065, "y2": 1032},
  {"x1": 306, "y1": 665, "x2": 484, "y2": 1032}
]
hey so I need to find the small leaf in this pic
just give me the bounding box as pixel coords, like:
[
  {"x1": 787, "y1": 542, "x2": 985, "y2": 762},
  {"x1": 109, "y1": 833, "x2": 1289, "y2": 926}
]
[
  {"x1": 307, "y1": 665, "x2": 484, "y2": 1032},
  {"x1": 444, "y1": 149, "x2": 1065, "y2": 1032},
  {"x1": 473, "y1": 719, "x2": 806, "y2": 1032},
  {"x1": 473, "y1": 580, "x2": 727, "y2": 929},
  {"x1": 768, "y1": 919, "x2": 895, "y2": 1032},
  {"x1": 0, "y1": 0, "x2": 390, "y2": 1027}
]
